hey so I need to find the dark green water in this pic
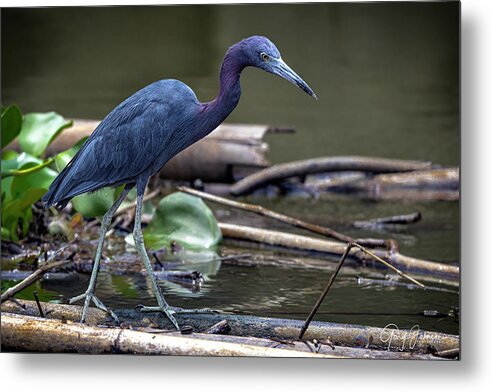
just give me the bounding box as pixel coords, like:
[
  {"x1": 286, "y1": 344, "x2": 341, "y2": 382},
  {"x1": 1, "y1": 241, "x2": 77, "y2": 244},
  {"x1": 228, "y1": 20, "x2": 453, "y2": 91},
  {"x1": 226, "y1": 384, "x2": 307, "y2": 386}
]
[
  {"x1": 2, "y1": 3, "x2": 459, "y2": 165},
  {"x1": 1, "y1": 4, "x2": 459, "y2": 336}
]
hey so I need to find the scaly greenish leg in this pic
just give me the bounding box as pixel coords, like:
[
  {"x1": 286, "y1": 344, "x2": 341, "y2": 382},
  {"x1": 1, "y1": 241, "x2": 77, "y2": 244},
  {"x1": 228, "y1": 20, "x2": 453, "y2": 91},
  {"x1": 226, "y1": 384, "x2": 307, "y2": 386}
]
[
  {"x1": 132, "y1": 187, "x2": 218, "y2": 330},
  {"x1": 68, "y1": 185, "x2": 132, "y2": 323}
]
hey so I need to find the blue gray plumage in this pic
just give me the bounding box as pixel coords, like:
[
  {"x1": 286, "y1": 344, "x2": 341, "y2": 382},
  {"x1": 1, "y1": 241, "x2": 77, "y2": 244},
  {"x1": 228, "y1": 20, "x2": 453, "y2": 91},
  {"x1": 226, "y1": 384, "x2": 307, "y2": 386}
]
[{"x1": 42, "y1": 35, "x2": 316, "y2": 328}]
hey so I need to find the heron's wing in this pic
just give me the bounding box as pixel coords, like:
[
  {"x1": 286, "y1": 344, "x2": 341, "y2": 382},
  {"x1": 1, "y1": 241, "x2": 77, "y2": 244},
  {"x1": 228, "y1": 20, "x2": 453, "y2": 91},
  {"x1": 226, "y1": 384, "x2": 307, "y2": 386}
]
[{"x1": 44, "y1": 82, "x2": 199, "y2": 205}]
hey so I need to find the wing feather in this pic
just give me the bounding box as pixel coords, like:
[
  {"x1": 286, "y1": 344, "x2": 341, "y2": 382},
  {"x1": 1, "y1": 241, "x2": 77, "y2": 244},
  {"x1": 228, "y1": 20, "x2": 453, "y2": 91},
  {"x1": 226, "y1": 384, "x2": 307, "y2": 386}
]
[{"x1": 43, "y1": 79, "x2": 200, "y2": 207}]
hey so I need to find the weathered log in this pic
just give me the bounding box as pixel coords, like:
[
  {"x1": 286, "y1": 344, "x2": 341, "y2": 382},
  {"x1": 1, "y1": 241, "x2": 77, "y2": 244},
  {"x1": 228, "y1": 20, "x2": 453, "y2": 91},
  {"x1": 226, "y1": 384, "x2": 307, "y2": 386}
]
[
  {"x1": 218, "y1": 223, "x2": 459, "y2": 280},
  {"x1": 230, "y1": 156, "x2": 435, "y2": 196},
  {"x1": 2, "y1": 312, "x2": 450, "y2": 359},
  {"x1": 2, "y1": 300, "x2": 459, "y2": 354},
  {"x1": 319, "y1": 168, "x2": 459, "y2": 201},
  {"x1": 1, "y1": 312, "x2": 343, "y2": 357},
  {"x1": 353, "y1": 212, "x2": 422, "y2": 228}
]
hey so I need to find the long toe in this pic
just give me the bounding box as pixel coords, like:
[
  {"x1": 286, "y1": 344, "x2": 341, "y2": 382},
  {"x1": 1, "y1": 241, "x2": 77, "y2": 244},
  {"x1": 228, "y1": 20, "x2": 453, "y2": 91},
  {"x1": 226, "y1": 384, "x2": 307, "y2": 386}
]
[
  {"x1": 170, "y1": 306, "x2": 220, "y2": 315},
  {"x1": 92, "y1": 295, "x2": 119, "y2": 323},
  {"x1": 135, "y1": 304, "x2": 180, "y2": 330}
]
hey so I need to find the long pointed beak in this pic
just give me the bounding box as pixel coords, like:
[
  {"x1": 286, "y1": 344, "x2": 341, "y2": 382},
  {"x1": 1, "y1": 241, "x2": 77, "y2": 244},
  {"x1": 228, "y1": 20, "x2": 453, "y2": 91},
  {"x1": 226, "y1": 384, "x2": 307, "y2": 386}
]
[{"x1": 272, "y1": 58, "x2": 317, "y2": 100}]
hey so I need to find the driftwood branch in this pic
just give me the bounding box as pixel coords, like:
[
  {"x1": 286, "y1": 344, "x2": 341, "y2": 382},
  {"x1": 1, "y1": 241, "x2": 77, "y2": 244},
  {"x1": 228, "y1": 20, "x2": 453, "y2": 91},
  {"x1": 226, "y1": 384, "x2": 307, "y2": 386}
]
[
  {"x1": 2, "y1": 301, "x2": 459, "y2": 356},
  {"x1": 230, "y1": 156, "x2": 435, "y2": 196},
  {"x1": 316, "y1": 168, "x2": 459, "y2": 201},
  {"x1": 353, "y1": 212, "x2": 422, "y2": 228},
  {"x1": 1, "y1": 312, "x2": 340, "y2": 357},
  {"x1": 219, "y1": 223, "x2": 459, "y2": 280}
]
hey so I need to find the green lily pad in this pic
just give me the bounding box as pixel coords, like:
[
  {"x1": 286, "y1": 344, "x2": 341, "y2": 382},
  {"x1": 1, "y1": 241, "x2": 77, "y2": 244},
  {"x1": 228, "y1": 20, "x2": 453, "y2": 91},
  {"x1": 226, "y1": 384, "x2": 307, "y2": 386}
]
[
  {"x1": 71, "y1": 188, "x2": 117, "y2": 218},
  {"x1": 10, "y1": 162, "x2": 58, "y2": 198},
  {"x1": 1, "y1": 105, "x2": 23, "y2": 149},
  {"x1": 1, "y1": 152, "x2": 44, "y2": 202},
  {"x1": 144, "y1": 192, "x2": 222, "y2": 251},
  {"x1": 18, "y1": 112, "x2": 72, "y2": 157}
]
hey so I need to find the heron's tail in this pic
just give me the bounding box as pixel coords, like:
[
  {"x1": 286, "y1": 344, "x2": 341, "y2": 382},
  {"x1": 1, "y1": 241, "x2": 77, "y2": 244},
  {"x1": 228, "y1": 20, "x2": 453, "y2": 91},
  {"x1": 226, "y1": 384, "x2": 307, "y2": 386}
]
[{"x1": 42, "y1": 164, "x2": 75, "y2": 209}]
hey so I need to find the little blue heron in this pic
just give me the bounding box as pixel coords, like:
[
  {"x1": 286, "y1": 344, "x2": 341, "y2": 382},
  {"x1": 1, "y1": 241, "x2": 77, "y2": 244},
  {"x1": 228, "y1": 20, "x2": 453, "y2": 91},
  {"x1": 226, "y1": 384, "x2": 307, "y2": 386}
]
[{"x1": 43, "y1": 35, "x2": 316, "y2": 329}]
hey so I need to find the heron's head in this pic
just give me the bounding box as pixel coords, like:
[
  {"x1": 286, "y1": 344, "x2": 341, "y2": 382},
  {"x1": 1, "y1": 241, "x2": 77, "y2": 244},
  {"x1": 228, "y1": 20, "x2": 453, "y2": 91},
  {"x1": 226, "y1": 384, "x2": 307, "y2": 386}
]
[{"x1": 235, "y1": 35, "x2": 317, "y2": 100}]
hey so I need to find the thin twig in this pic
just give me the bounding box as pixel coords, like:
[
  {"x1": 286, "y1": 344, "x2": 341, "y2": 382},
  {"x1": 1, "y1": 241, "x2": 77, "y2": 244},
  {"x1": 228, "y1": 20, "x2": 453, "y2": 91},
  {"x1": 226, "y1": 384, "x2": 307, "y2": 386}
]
[
  {"x1": 33, "y1": 291, "x2": 45, "y2": 318},
  {"x1": 352, "y1": 243, "x2": 425, "y2": 288},
  {"x1": 1, "y1": 244, "x2": 73, "y2": 303},
  {"x1": 298, "y1": 243, "x2": 354, "y2": 340},
  {"x1": 178, "y1": 186, "x2": 388, "y2": 247}
]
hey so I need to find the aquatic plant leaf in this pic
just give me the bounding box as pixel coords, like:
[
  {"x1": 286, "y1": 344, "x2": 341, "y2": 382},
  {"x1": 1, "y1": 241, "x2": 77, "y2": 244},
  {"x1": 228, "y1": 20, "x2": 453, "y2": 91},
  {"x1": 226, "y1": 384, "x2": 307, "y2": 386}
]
[
  {"x1": 144, "y1": 192, "x2": 222, "y2": 250},
  {"x1": 71, "y1": 188, "x2": 117, "y2": 218},
  {"x1": 1, "y1": 105, "x2": 23, "y2": 148},
  {"x1": 18, "y1": 112, "x2": 72, "y2": 157},
  {"x1": 1, "y1": 188, "x2": 46, "y2": 240},
  {"x1": 10, "y1": 162, "x2": 58, "y2": 198},
  {"x1": 1, "y1": 152, "x2": 43, "y2": 202}
]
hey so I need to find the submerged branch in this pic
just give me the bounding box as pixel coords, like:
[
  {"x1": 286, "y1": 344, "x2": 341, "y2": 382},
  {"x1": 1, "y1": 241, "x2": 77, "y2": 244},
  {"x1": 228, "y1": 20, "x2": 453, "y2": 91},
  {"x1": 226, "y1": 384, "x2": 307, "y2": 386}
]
[{"x1": 1, "y1": 244, "x2": 74, "y2": 303}]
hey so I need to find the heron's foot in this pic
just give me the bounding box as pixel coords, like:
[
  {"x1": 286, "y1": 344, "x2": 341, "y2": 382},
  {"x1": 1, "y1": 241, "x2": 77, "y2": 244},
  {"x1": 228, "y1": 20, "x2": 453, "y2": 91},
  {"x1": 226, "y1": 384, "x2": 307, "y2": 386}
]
[
  {"x1": 68, "y1": 290, "x2": 119, "y2": 324},
  {"x1": 135, "y1": 304, "x2": 219, "y2": 330}
]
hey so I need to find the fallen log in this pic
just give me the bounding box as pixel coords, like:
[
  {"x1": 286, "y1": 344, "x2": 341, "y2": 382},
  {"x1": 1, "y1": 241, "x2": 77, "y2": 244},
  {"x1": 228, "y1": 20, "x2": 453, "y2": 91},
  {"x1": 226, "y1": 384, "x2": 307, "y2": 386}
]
[
  {"x1": 230, "y1": 156, "x2": 435, "y2": 196},
  {"x1": 1, "y1": 312, "x2": 342, "y2": 357},
  {"x1": 6, "y1": 120, "x2": 293, "y2": 183},
  {"x1": 2, "y1": 300, "x2": 459, "y2": 354},
  {"x1": 353, "y1": 212, "x2": 422, "y2": 228},
  {"x1": 218, "y1": 223, "x2": 459, "y2": 281},
  {"x1": 316, "y1": 168, "x2": 459, "y2": 201}
]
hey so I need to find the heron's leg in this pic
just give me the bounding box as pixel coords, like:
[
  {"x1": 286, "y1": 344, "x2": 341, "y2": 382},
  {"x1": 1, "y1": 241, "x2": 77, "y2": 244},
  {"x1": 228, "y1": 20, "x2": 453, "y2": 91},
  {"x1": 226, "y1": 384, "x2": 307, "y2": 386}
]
[
  {"x1": 68, "y1": 185, "x2": 132, "y2": 323},
  {"x1": 133, "y1": 186, "x2": 219, "y2": 329},
  {"x1": 132, "y1": 191, "x2": 181, "y2": 330}
]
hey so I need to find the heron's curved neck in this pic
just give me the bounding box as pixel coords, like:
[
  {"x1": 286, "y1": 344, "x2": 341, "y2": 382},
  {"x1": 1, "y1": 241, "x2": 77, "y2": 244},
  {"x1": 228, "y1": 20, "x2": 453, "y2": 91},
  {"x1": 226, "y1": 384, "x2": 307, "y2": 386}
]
[{"x1": 201, "y1": 48, "x2": 245, "y2": 128}]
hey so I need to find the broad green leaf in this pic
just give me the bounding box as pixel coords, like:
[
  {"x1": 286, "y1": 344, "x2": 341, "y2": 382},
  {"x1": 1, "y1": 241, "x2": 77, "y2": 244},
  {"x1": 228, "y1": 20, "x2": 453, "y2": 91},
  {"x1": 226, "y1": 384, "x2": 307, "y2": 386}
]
[
  {"x1": 10, "y1": 162, "x2": 57, "y2": 199},
  {"x1": 1, "y1": 152, "x2": 40, "y2": 175},
  {"x1": 1, "y1": 105, "x2": 23, "y2": 148},
  {"x1": 1, "y1": 152, "x2": 43, "y2": 202},
  {"x1": 18, "y1": 112, "x2": 72, "y2": 157},
  {"x1": 1, "y1": 188, "x2": 45, "y2": 239},
  {"x1": 2, "y1": 150, "x2": 19, "y2": 160},
  {"x1": 72, "y1": 188, "x2": 116, "y2": 218},
  {"x1": 144, "y1": 192, "x2": 222, "y2": 251}
]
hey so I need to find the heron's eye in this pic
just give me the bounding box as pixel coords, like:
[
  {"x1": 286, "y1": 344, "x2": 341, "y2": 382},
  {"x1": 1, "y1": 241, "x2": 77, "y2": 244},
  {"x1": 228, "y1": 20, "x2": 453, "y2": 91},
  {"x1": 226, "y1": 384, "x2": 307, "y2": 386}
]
[{"x1": 261, "y1": 52, "x2": 270, "y2": 62}]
